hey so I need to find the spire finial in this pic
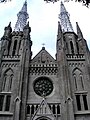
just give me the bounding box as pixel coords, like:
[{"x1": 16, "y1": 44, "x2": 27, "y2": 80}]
[
  {"x1": 59, "y1": 1, "x2": 74, "y2": 32},
  {"x1": 42, "y1": 43, "x2": 45, "y2": 50},
  {"x1": 4, "y1": 22, "x2": 12, "y2": 37},
  {"x1": 14, "y1": 0, "x2": 29, "y2": 31}
]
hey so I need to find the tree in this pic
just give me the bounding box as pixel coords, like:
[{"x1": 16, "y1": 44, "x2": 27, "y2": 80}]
[
  {"x1": 0, "y1": 0, "x2": 11, "y2": 3},
  {"x1": 75, "y1": 0, "x2": 90, "y2": 7},
  {"x1": 44, "y1": 0, "x2": 90, "y2": 7}
]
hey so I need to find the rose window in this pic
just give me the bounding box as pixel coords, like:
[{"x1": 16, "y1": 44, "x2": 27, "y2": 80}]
[{"x1": 33, "y1": 77, "x2": 53, "y2": 97}]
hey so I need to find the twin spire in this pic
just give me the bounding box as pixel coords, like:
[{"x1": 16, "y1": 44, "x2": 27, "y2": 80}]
[
  {"x1": 14, "y1": 0, "x2": 83, "y2": 39},
  {"x1": 14, "y1": 0, "x2": 73, "y2": 32}
]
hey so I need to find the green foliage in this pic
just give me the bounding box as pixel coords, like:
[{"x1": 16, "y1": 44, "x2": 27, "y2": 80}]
[
  {"x1": 0, "y1": 0, "x2": 11, "y2": 3},
  {"x1": 0, "y1": 0, "x2": 7, "y2": 2},
  {"x1": 76, "y1": 0, "x2": 90, "y2": 7},
  {"x1": 44, "y1": 0, "x2": 90, "y2": 7}
]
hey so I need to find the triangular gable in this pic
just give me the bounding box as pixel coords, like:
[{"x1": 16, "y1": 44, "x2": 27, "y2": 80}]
[
  {"x1": 31, "y1": 47, "x2": 56, "y2": 65},
  {"x1": 31, "y1": 98, "x2": 56, "y2": 120}
]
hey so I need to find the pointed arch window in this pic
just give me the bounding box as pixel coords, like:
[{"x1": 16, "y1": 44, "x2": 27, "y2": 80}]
[
  {"x1": 2, "y1": 74, "x2": 7, "y2": 91},
  {"x1": 73, "y1": 74, "x2": 77, "y2": 90},
  {"x1": 72, "y1": 68, "x2": 84, "y2": 91},
  {"x1": 76, "y1": 41, "x2": 79, "y2": 54},
  {"x1": 80, "y1": 74, "x2": 84, "y2": 90},
  {"x1": 8, "y1": 74, "x2": 13, "y2": 91},
  {"x1": 8, "y1": 40, "x2": 11, "y2": 55},
  {"x1": 0, "y1": 69, "x2": 13, "y2": 112},
  {"x1": 12, "y1": 40, "x2": 17, "y2": 56},
  {"x1": 2, "y1": 69, "x2": 14, "y2": 92},
  {"x1": 17, "y1": 40, "x2": 21, "y2": 55},
  {"x1": 70, "y1": 41, "x2": 74, "y2": 54}
]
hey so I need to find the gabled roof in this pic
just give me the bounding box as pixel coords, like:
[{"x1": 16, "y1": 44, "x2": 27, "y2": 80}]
[
  {"x1": 31, "y1": 47, "x2": 56, "y2": 65},
  {"x1": 31, "y1": 98, "x2": 56, "y2": 120}
]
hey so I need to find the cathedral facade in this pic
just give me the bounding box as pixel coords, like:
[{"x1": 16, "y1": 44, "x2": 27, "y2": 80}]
[{"x1": 0, "y1": 1, "x2": 90, "y2": 120}]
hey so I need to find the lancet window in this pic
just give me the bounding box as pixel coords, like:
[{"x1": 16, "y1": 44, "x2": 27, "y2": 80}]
[
  {"x1": 70, "y1": 41, "x2": 74, "y2": 54},
  {"x1": 7, "y1": 40, "x2": 11, "y2": 55},
  {"x1": 76, "y1": 41, "x2": 79, "y2": 54},
  {"x1": 73, "y1": 68, "x2": 84, "y2": 91},
  {"x1": 0, "y1": 69, "x2": 13, "y2": 112},
  {"x1": 2, "y1": 74, "x2": 7, "y2": 91},
  {"x1": 17, "y1": 40, "x2": 21, "y2": 55},
  {"x1": 12, "y1": 40, "x2": 17, "y2": 56},
  {"x1": 2, "y1": 69, "x2": 14, "y2": 92}
]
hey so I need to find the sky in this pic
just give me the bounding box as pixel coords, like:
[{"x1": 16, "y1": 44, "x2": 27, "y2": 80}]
[{"x1": 0, "y1": 0, "x2": 90, "y2": 58}]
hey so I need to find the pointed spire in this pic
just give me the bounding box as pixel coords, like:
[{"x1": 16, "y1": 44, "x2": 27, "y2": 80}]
[
  {"x1": 21, "y1": 0, "x2": 27, "y2": 12},
  {"x1": 76, "y1": 22, "x2": 83, "y2": 39},
  {"x1": 3, "y1": 22, "x2": 12, "y2": 37},
  {"x1": 59, "y1": 1, "x2": 74, "y2": 32},
  {"x1": 14, "y1": 0, "x2": 29, "y2": 31},
  {"x1": 4, "y1": 22, "x2": 12, "y2": 31}
]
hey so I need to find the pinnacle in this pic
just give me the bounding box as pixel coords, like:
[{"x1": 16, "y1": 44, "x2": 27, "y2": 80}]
[{"x1": 76, "y1": 22, "x2": 83, "y2": 39}]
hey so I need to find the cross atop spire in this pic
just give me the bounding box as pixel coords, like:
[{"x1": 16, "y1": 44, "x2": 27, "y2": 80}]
[
  {"x1": 14, "y1": 0, "x2": 29, "y2": 31},
  {"x1": 59, "y1": 1, "x2": 74, "y2": 32}
]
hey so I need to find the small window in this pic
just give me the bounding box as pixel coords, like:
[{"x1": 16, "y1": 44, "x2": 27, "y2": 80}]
[
  {"x1": 18, "y1": 40, "x2": 21, "y2": 54},
  {"x1": 0, "y1": 95, "x2": 4, "y2": 111},
  {"x1": 70, "y1": 41, "x2": 74, "y2": 54},
  {"x1": 2, "y1": 75, "x2": 7, "y2": 91},
  {"x1": 27, "y1": 105, "x2": 30, "y2": 114},
  {"x1": 53, "y1": 105, "x2": 56, "y2": 114},
  {"x1": 76, "y1": 95, "x2": 81, "y2": 111},
  {"x1": 12, "y1": 40, "x2": 17, "y2": 56},
  {"x1": 76, "y1": 42, "x2": 79, "y2": 54},
  {"x1": 5, "y1": 95, "x2": 11, "y2": 111},
  {"x1": 57, "y1": 105, "x2": 60, "y2": 114},
  {"x1": 8, "y1": 75, "x2": 13, "y2": 91},
  {"x1": 80, "y1": 75, "x2": 84, "y2": 90},
  {"x1": 82, "y1": 95, "x2": 88, "y2": 110},
  {"x1": 73, "y1": 74, "x2": 77, "y2": 90},
  {"x1": 31, "y1": 105, "x2": 34, "y2": 114},
  {"x1": 8, "y1": 40, "x2": 11, "y2": 55},
  {"x1": 36, "y1": 105, "x2": 38, "y2": 110}
]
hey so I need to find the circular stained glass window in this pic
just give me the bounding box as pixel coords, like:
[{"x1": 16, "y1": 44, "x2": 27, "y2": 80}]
[{"x1": 33, "y1": 77, "x2": 53, "y2": 97}]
